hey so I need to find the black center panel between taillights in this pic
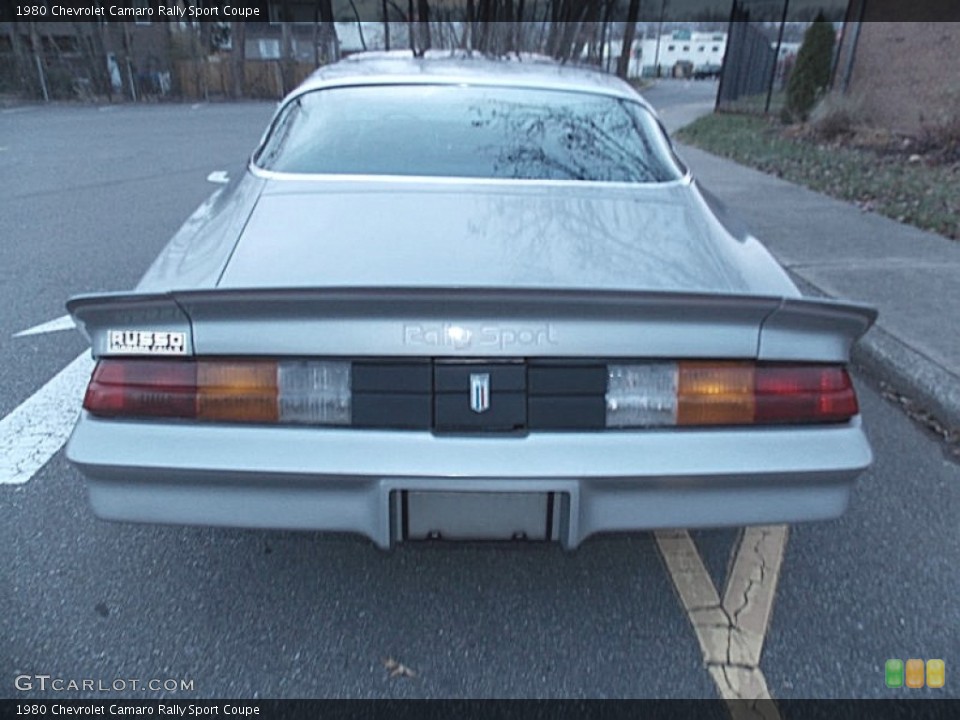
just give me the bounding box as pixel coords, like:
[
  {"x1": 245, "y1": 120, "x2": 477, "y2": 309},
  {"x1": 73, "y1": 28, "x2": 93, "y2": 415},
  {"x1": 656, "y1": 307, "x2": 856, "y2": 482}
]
[{"x1": 351, "y1": 359, "x2": 607, "y2": 433}]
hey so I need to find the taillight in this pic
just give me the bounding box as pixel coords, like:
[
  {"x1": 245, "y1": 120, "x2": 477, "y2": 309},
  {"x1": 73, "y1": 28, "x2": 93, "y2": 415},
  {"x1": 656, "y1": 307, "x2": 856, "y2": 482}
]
[
  {"x1": 606, "y1": 362, "x2": 857, "y2": 427},
  {"x1": 84, "y1": 358, "x2": 857, "y2": 429},
  {"x1": 83, "y1": 360, "x2": 197, "y2": 419},
  {"x1": 84, "y1": 359, "x2": 351, "y2": 425},
  {"x1": 754, "y1": 364, "x2": 857, "y2": 423}
]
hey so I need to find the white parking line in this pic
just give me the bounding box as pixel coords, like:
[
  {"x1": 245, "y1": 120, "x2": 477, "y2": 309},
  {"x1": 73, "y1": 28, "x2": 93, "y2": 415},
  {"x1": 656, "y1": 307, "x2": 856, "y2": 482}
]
[
  {"x1": 0, "y1": 351, "x2": 93, "y2": 485},
  {"x1": 656, "y1": 527, "x2": 788, "y2": 718},
  {"x1": 13, "y1": 314, "x2": 75, "y2": 338}
]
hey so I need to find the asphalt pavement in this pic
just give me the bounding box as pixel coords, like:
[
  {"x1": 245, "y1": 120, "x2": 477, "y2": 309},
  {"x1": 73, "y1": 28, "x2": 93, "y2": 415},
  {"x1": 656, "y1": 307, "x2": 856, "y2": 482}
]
[{"x1": 1, "y1": 84, "x2": 958, "y2": 702}]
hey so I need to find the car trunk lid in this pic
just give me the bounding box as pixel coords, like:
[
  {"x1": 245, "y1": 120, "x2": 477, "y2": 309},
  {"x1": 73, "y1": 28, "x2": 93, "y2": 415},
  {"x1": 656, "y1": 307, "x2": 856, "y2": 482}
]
[{"x1": 216, "y1": 179, "x2": 798, "y2": 297}]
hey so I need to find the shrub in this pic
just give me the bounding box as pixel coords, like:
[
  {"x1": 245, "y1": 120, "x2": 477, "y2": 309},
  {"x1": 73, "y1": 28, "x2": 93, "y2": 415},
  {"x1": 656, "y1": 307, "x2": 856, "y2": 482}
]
[
  {"x1": 810, "y1": 92, "x2": 866, "y2": 141},
  {"x1": 917, "y1": 85, "x2": 960, "y2": 163},
  {"x1": 785, "y1": 13, "x2": 836, "y2": 122}
]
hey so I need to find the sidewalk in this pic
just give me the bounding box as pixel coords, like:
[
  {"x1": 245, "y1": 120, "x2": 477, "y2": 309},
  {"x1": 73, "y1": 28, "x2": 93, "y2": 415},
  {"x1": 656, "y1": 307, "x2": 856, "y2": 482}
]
[{"x1": 675, "y1": 141, "x2": 960, "y2": 430}]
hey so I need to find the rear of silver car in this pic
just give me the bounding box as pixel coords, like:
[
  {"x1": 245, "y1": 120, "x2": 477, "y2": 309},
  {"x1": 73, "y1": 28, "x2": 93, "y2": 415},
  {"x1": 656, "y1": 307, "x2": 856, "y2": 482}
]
[
  {"x1": 65, "y1": 57, "x2": 876, "y2": 548},
  {"x1": 66, "y1": 288, "x2": 874, "y2": 549}
]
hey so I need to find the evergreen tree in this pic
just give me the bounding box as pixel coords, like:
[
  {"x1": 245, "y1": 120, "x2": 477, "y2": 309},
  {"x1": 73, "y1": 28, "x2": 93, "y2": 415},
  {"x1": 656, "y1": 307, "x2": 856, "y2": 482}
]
[{"x1": 785, "y1": 13, "x2": 836, "y2": 121}]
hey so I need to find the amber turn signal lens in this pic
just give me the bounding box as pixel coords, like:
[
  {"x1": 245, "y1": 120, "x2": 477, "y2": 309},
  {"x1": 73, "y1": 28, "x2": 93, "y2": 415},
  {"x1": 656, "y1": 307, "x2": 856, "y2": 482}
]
[
  {"x1": 196, "y1": 361, "x2": 279, "y2": 422},
  {"x1": 677, "y1": 361, "x2": 755, "y2": 425}
]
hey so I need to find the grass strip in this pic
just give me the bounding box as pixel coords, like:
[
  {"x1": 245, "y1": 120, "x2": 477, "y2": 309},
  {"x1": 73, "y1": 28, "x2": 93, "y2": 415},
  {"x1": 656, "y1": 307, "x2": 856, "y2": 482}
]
[{"x1": 676, "y1": 113, "x2": 959, "y2": 240}]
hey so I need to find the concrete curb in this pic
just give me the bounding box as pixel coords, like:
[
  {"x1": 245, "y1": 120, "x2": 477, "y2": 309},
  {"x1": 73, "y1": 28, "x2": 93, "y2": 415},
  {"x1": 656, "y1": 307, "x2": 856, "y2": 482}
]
[
  {"x1": 789, "y1": 272, "x2": 960, "y2": 432},
  {"x1": 853, "y1": 325, "x2": 960, "y2": 433}
]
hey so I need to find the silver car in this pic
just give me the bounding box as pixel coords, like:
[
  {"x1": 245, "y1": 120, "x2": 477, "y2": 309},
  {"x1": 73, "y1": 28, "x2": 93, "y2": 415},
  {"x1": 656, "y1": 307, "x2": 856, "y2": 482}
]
[{"x1": 66, "y1": 52, "x2": 876, "y2": 549}]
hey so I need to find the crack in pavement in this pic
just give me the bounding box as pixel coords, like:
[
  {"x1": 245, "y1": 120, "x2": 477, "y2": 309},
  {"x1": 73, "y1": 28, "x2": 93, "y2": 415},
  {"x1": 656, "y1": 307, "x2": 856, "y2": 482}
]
[{"x1": 655, "y1": 527, "x2": 789, "y2": 718}]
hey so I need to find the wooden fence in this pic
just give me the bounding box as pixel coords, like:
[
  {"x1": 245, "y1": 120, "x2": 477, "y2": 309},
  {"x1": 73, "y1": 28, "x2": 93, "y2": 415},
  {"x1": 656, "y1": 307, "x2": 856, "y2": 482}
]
[{"x1": 173, "y1": 58, "x2": 317, "y2": 100}]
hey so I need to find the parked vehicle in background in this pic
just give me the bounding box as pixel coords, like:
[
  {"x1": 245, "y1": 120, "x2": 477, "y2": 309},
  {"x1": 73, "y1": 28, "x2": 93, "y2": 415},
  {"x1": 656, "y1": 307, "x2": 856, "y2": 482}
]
[{"x1": 694, "y1": 64, "x2": 723, "y2": 80}]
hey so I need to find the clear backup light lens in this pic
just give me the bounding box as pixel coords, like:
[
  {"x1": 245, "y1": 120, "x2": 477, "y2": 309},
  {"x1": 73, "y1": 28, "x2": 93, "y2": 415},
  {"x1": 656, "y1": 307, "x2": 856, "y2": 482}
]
[
  {"x1": 605, "y1": 363, "x2": 678, "y2": 427},
  {"x1": 278, "y1": 360, "x2": 351, "y2": 425}
]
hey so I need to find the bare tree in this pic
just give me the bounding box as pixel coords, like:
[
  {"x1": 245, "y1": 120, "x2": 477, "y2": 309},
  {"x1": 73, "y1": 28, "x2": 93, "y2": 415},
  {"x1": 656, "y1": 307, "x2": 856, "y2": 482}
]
[
  {"x1": 27, "y1": 22, "x2": 49, "y2": 101},
  {"x1": 407, "y1": 0, "x2": 416, "y2": 52},
  {"x1": 382, "y1": 0, "x2": 391, "y2": 50},
  {"x1": 279, "y1": 0, "x2": 293, "y2": 93},
  {"x1": 417, "y1": 0, "x2": 432, "y2": 53},
  {"x1": 617, "y1": 0, "x2": 641, "y2": 78},
  {"x1": 121, "y1": 22, "x2": 139, "y2": 101},
  {"x1": 6, "y1": 22, "x2": 30, "y2": 97},
  {"x1": 347, "y1": 0, "x2": 367, "y2": 51},
  {"x1": 317, "y1": 0, "x2": 339, "y2": 63},
  {"x1": 230, "y1": 21, "x2": 245, "y2": 98}
]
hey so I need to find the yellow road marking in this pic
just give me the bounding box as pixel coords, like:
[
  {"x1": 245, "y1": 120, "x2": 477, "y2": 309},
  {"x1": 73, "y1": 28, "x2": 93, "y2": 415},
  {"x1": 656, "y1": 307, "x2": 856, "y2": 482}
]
[{"x1": 655, "y1": 527, "x2": 788, "y2": 719}]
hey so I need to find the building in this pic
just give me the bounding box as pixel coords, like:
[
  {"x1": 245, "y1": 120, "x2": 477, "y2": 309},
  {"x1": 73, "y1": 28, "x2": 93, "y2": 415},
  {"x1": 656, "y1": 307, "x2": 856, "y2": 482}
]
[
  {"x1": 243, "y1": 21, "x2": 410, "y2": 61},
  {"x1": 833, "y1": 2, "x2": 960, "y2": 134},
  {"x1": 639, "y1": 30, "x2": 728, "y2": 77},
  {"x1": 603, "y1": 30, "x2": 727, "y2": 78}
]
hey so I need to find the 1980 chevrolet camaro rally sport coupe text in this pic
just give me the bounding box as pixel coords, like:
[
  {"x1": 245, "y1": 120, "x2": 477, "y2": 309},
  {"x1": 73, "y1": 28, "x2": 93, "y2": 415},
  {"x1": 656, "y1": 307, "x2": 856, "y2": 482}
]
[{"x1": 66, "y1": 52, "x2": 877, "y2": 549}]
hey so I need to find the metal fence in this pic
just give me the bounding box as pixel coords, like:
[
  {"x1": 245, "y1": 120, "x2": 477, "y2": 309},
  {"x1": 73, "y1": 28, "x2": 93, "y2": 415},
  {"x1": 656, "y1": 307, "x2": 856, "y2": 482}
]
[{"x1": 716, "y1": 2, "x2": 789, "y2": 115}]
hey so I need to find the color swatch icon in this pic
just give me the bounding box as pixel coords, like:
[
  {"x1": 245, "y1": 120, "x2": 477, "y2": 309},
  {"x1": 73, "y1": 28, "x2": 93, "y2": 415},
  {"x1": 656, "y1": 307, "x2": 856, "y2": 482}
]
[
  {"x1": 886, "y1": 658, "x2": 945, "y2": 688},
  {"x1": 927, "y1": 659, "x2": 946, "y2": 689},
  {"x1": 886, "y1": 659, "x2": 904, "y2": 688},
  {"x1": 906, "y1": 659, "x2": 925, "y2": 688}
]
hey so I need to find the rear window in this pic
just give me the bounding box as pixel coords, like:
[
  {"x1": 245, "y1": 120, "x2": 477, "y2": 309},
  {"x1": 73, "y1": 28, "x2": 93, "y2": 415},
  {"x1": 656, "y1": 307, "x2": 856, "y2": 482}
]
[{"x1": 254, "y1": 84, "x2": 684, "y2": 183}]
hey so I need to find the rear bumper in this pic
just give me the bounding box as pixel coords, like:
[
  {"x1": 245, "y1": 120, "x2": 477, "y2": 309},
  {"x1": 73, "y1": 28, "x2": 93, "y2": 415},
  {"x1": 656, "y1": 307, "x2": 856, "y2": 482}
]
[{"x1": 66, "y1": 412, "x2": 872, "y2": 549}]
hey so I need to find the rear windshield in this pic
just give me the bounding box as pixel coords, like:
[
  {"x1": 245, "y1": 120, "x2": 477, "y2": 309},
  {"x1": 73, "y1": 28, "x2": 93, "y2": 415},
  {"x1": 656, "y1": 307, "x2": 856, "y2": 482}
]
[{"x1": 254, "y1": 84, "x2": 684, "y2": 183}]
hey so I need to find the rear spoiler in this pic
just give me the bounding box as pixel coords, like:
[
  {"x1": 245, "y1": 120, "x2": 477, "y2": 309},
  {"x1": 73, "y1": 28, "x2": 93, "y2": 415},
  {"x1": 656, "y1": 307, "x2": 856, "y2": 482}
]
[{"x1": 67, "y1": 287, "x2": 876, "y2": 363}]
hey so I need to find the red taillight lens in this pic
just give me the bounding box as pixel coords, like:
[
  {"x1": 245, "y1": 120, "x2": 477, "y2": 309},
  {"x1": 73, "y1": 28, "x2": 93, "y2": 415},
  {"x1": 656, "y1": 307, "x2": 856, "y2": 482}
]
[
  {"x1": 84, "y1": 359, "x2": 197, "y2": 418},
  {"x1": 754, "y1": 364, "x2": 858, "y2": 424}
]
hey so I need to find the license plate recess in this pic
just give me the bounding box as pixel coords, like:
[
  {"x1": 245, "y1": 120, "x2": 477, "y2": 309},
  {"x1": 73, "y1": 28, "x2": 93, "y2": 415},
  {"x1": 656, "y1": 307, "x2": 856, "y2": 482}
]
[{"x1": 399, "y1": 491, "x2": 557, "y2": 542}]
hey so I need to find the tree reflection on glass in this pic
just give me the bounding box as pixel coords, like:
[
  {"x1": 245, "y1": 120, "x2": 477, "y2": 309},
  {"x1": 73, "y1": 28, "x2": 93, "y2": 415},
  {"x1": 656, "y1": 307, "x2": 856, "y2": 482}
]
[
  {"x1": 467, "y1": 96, "x2": 671, "y2": 182},
  {"x1": 256, "y1": 85, "x2": 682, "y2": 184}
]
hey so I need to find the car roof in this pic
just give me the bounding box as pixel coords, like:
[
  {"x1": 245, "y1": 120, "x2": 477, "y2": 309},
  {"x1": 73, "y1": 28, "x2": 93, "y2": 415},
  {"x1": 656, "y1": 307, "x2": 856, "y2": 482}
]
[{"x1": 290, "y1": 50, "x2": 652, "y2": 108}]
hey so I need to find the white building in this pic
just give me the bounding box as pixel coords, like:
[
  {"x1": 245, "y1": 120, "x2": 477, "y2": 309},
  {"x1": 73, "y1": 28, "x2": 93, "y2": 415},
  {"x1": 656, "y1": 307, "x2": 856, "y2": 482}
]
[
  {"x1": 640, "y1": 30, "x2": 728, "y2": 76},
  {"x1": 604, "y1": 30, "x2": 727, "y2": 78}
]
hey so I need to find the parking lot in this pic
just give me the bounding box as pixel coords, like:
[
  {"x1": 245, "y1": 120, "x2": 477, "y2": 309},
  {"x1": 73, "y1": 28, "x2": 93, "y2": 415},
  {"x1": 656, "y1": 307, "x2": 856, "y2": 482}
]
[{"x1": 2, "y1": 86, "x2": 958, "y2": 701}]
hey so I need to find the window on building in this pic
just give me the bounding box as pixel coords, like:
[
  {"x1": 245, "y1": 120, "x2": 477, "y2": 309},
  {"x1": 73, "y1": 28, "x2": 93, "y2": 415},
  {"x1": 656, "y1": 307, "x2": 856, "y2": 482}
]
[
  {"x1": 259, "y1": 39, "x2": 281, "y2": 60},
  {"x1": 667, "y1": 45, "x2": 675, "y2": 51},
  {"x1": 712, "y1": 46, "x2": 720, "y2": 52},
  {"x1": 683, "y1": 45, "x2": 690, "y2": 51},
  {"x1": 698, "y1": 46, "x2": 705, "y2": 52}
]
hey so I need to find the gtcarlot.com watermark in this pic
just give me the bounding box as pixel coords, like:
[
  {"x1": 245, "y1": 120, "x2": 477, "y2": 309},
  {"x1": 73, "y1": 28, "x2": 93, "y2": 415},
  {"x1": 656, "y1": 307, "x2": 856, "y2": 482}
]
[{"x1": 15, "y1": 675, "x2": 194, "y2": 693}]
